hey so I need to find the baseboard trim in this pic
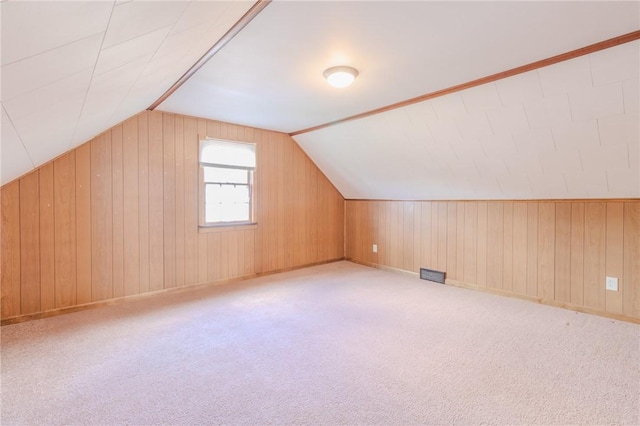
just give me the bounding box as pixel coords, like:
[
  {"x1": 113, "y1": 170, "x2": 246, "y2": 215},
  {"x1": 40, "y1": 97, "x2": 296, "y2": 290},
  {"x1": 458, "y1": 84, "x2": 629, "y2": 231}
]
[
  {"x1": 1, "y1": 257, "x2": 346, "y2": 326},
  {"x1": 347, "y1": 260, "x2": 640, "y2": 324}
]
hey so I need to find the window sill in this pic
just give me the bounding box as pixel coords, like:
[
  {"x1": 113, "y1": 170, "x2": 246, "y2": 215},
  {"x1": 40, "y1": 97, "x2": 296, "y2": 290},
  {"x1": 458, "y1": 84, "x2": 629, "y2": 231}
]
[{"x1": 198, "y1": 222, "x2": 258, "y2": 233}]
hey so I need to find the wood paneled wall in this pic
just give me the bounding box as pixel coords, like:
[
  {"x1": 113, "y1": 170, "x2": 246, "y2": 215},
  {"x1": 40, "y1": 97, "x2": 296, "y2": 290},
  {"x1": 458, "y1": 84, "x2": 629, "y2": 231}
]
[
  {"x1": 1, "y1": 111, "x2": 344, "y2": 320},
  {"x1": 346, "y1": 200, "x2": 640, "y2": 320}
]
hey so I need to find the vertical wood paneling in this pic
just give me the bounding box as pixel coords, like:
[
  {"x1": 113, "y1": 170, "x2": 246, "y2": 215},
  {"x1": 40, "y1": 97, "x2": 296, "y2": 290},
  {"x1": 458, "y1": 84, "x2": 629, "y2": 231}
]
[
  {"x1": 91, "y1": 133, "x2": 113, "y2": 301},
  {"x1": 537, "y1": 202, "x2": 555, "y2": 300},
  {"x1": 1, "y1": 181, "x2": 21, "y2": 318},
  {"x1": 403, "y1": 202, "x2": 414, "y2": 271},
  {"x1": 39, "y1": 164, "x2": 55, "y2": 311},
  {"x1": 413, "y1": 202, "x2": 422, "y2": 272},
  {"x1": 75, "y1": 143, "x2": 91, "y2": 304},
  {"x1": 174, "y1": 115, "x2": 185, "y2": 286},
  {"x1": 512, "y1": 203, "x2": 527, "y2": 295},
  {"x1": 605, "y1": 203, "x2": 624, "y2": 314},
  {"x1": 344, "y1": 199, "x2": 638, "y2": 320},
  {"x1": 197, "y1": 118, "x2": 209, "y2": 281},
  {"x1": 623, "y1": 203, "x2": 640, "y2": 318},
  {"x1": 455, "y1": 202, "x2": 465, "y2": 281},
  {"x1": 502, "y1": 202, "x2": 513, "y2": 292},
  {"x1": 570, "y1": 203, "x2": 585, "y2": 306},
  {"x1": 111, "y1": 126, "x2": 124, "y2": 298},
  {"x1": 123, "y1": 117, "x2": 140, "y2": 296},
  {"x1": 583, "y1": 203, "x2": 606, "y2": 311},
  {"x1": 148, "y1": 111, "x2": 164, "y2": 291},
  {"x1": 526, "y1": 203, "x2": 538, "y2": 297},
  {"x1": 163, "y1": 114, "x2": 176, "y2": 288},
  {"x1": 446, "y1": 203, "x2": 456, "y2": 279},
  {"x1": 437, "y1": 202, "x2": 448, "y2": 272},
  {"x1": 486, "y1": 202, "x2": 503, "y2": 290},
  {"x1": 554, "y1": 203, "x2": 571, "y2": 303},
  {"x1": 1, "y1": 110, "x2": 344, "y2": 321},
  {"x1": 54, "y1": 152, "x2": 76, "y2": 308},
  {"x1": 420, "y1": 202, "x2": 431, "y2": 269},
  {"x1": 183, "y1": 117, "x2": 198, "y2": 286},
  {"x1": 463, "y1": 202, "x2": 477, "y2": 283},
  {"x1": 476, "y1": 202, "x2": 488, "y2": 287},
  {"x1": 19, "y1": 172, "x2": 40, "y2": 314},
  {"x1": 138, "y1": 113, "x2": 150, "y2": 294}
]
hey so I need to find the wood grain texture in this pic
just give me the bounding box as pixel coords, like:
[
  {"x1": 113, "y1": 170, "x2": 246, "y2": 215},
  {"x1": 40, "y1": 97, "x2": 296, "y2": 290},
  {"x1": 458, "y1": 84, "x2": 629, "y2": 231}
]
[
  {"x1": 512, "y1": 203, "x2": 527, "y2": 295},
  {"x1": 570, "y1": 203, "x2": 585, "y2": 306},
  {"x1": 605, "y1": 203, "x2": 624, "y2": 314},
  {"x1": 1, "y1": 181, "x2": 21, "y2": 318},
  {"x1": 554, "y1": 203, "x2": 571, "y2": 303},
  {"x1": 537, "y1": 202, "x2": 555, "y2": 300},
  {"x1": 486, "y1": 202, "x2": 504, "y2": 290},
  {"x1": 54, "y1": 152, "x2": 76, "y2": 308},
  {"x1": 584, "y1": 203, "x2": 606, "y2": 311},
  {"x1": 39, "y1": 163, "x2": 55, "y2": 310},
  {"x1": 623, "y1": 203, "x2": 640, "y2": 318},
  {"x1": 111, "y1": 125, "x2": 124, "y2": 298},
  {"x1": 1, "y1": 110, "x2": 344, "y2": 320},
  {"x1": 19, "y1": 172, "x2": 40, "y2": 314},
  {"x1": 91, "y1": 133, "x2": 113, "y2": 302},
  {"x1": 123, "y1": 116, "x2": 140, "y2": 296},
  {"x1": 75, "y1": 143, "x2": 92, "y2": 305},
  {"x1": 344, "y1": 199, "x2": 640, "y2": 321}
]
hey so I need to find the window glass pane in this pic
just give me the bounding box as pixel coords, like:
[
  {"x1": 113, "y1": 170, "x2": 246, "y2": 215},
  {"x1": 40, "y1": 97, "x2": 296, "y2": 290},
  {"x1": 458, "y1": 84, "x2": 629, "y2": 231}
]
[
  {"x1": 204, "y1": 167, "x2": 248, "y2": 184},
  {"x1": 201, "y1": 140, "x2": 255, "y2": 168},
  {"x1": 205, "y1": 184, "x2": 250, "y2": 223}
]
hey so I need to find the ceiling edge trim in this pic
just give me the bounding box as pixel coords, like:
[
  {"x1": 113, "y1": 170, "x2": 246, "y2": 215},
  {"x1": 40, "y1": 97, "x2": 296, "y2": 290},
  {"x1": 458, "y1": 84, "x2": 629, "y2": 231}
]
[
  {"x1": 289, "y1": 30, "x2": 640, "y2": 137},
  {"x1": 147, "y1": 0, "x2": 272, "y2": 111}
]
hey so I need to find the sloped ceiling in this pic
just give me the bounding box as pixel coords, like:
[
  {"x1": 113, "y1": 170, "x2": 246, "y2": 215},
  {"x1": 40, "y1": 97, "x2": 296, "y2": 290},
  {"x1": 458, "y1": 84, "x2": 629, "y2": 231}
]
[
  {"x1": 2, "y1": 0, "x2": 639, "y2": 201},
  {"x1": 1, "y1": 0, "x2": 254, "y2": 184},
  {"x1": 159, "y1": 0, "x2": 639, "y2": 200}
]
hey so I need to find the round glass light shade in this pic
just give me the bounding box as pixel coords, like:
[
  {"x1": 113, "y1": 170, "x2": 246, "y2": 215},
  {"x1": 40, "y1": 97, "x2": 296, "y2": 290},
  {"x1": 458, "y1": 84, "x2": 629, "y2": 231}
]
[{"x1": 323, "y1": 66, "x2": 359, "y2": 88}]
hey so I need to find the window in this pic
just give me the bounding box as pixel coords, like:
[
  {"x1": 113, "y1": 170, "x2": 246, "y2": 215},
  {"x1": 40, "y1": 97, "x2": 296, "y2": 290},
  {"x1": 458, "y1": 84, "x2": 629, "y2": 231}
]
[{"x1": 200, "y1": 138, "x2": 256, "y2": 227}]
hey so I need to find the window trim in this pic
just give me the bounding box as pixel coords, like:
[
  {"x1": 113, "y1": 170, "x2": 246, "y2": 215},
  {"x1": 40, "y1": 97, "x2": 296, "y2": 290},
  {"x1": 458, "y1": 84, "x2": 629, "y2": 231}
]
[{"x1": 198, "y1": 137, "x2": 257, "y2": 229}]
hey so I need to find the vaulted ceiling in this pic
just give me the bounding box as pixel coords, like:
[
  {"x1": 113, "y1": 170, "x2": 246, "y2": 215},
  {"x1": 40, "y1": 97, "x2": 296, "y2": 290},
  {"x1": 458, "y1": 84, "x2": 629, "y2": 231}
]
[{"x1": 2, "y1": 1, "x2": 639, "y2": 200}]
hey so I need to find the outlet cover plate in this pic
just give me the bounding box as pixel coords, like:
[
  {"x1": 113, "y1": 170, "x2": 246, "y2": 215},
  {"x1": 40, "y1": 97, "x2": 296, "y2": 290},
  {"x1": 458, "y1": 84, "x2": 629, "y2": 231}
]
[
  {"x1": 606, "y1": 276, "x2": 618, "y2": 291},
  {"x1": 372, "y1": 244, "x2": 378, "y2": 253}
]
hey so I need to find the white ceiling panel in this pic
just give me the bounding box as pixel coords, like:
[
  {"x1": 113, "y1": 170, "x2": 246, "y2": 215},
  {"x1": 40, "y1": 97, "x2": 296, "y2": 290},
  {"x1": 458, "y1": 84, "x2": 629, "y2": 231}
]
[
  {"x1": 295, "y1": 40, "x2": 639, "y2": 199},
  {"x1": 1, "y1": 106, "x2": 33, "y2": 184},
  {"x1": 1, "y1": 33, "x2": 103, "y2": 101},
  {"x1": 598, "y1": 114, "x2": 639, "y2": 146},
  {"x1": 160, "y1": 1, "x2": 639, "y2": 132},
  {"x1": 102, "y1": 0, "x2": 189, "y2": 49},
  {"x1": 2, "y1": 0, "x2": 255, "y2": 183},
  {"x1": 11, "y1": 90, "x2": 86, "y2": 167},
  {"x1": 568, "y1": 82, "x2": 624, "y2": 121},
  {"x1": 590, "y1": 41, "x2": 639, "y2": 86},
  {"x1": 2, "y1": 68, "x2": 92, "y2": 121},
  {"x1": 0, "y1": 1, "x2": 112, "y2": 66},
  {"x1": 94, "y1": 25, "x2": 172, "y2": 76},
  {"x1": 495, "y1": 72, "x2": 544, "y2": 106}
]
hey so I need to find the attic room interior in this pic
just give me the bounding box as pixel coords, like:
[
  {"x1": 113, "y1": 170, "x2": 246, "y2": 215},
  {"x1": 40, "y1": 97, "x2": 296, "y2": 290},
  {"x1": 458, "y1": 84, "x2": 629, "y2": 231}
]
[{"x1": 1, "y1": 0, "x2": 639, "y2": 424}]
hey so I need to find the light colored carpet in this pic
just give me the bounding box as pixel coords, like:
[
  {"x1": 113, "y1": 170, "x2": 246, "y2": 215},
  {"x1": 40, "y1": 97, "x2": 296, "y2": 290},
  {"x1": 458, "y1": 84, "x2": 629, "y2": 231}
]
[{"x1": 1, "y1": 261, "x2": 638, "y2": 425}]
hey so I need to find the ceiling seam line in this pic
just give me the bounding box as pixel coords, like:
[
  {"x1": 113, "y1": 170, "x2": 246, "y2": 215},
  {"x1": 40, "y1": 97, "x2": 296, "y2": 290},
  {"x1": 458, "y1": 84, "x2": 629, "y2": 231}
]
[
  {"x1": 147, "y1": 0, "x2": 272, "y2": 111},
  {"x1": 1, "y1": 30, "x2": 106, "y2": 68},
  {"x1": 99, "y1": 0, "x2": 195, "y2": 128},
  {"x1": 68, "y1": 0, "x2": 117, "y2": 149},
  {"x1": 1, "y1": 103, "x2": 36, "y2": 168},
  {"x1": 288, "y1": 30, "x2": 640, "y2": 137}
]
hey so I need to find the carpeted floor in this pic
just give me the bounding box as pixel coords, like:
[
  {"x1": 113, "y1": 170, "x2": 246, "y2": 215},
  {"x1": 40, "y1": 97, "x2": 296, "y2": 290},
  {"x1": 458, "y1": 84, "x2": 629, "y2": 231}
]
[{"x1": 1, "y1": 261, "x2": 638, "y2": 425}]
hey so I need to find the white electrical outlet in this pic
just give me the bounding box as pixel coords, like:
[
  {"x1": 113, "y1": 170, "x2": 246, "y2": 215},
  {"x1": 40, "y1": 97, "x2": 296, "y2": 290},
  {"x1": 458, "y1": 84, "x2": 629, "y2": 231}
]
[
  {"x1": 606, "y1": 276, "x2": 618, "y2": 291},
  {"x1": 372, "y1": 244, "x2": 378, "y2": 253}
]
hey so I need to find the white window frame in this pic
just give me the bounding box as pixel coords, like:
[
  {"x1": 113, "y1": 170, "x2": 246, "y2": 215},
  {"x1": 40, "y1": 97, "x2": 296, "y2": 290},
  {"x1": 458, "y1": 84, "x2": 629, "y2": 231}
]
[{"x1": 199, "y1": 137, "x2": 256, "y2": 228}]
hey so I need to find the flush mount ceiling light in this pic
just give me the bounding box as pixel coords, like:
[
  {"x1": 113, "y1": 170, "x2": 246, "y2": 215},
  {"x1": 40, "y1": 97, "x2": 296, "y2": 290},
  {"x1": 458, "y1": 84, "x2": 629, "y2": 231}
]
[{"x1": 323, "y1": 66, "x2": 359, "y2": 88}]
